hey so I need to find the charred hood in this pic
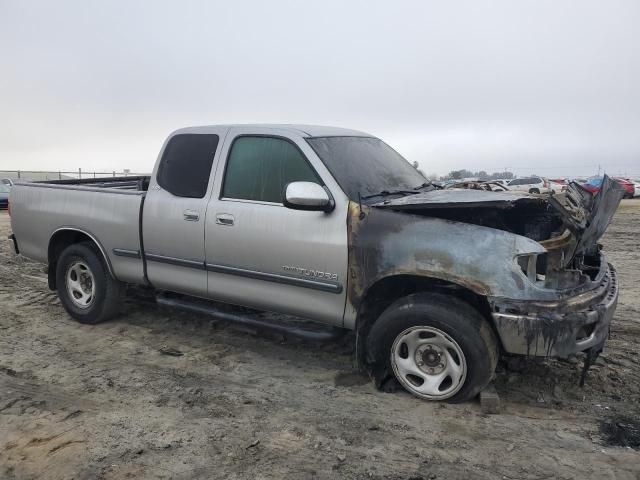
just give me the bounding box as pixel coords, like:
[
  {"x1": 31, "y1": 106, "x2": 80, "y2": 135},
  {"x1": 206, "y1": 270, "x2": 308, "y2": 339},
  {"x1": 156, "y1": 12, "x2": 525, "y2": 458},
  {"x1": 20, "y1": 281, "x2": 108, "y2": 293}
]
[{"x1": 372, "y1": 176, "x2": 625, "y2": 258}]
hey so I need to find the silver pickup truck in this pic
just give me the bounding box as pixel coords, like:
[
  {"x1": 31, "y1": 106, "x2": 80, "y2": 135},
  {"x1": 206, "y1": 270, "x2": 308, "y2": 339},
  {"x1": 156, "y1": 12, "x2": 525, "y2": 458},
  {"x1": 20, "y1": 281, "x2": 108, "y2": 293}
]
[{"x1": 8, "y1": 125, "x2": 623, "y2": 402}]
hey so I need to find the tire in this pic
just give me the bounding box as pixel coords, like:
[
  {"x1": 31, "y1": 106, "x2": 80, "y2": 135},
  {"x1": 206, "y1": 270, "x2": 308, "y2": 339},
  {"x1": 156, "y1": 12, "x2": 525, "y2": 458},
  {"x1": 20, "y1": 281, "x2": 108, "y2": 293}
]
[
  {"x1": 56, "y1": 242, "x2": 124, "y2": 324},
  {"x1": 529, "y1": 188, "x2": 540, "y2": 194},
  {"x1": 366, "y1": 293, "x2": 498, "y2": 403}
]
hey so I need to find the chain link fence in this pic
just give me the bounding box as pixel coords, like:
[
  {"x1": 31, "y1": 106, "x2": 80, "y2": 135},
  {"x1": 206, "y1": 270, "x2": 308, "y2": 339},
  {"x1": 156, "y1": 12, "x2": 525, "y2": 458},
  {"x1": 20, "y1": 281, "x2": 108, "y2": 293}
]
[{"x1": 0, "y1": 169, "x2": 150, "y2": 182}]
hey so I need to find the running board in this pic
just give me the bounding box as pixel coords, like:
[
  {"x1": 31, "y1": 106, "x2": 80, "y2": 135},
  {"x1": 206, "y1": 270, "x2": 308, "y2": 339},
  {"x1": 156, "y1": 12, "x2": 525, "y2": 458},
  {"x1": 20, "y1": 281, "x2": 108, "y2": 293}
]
[{"x1": 156, "y1": 293, "x2": 346, "y2": 342}]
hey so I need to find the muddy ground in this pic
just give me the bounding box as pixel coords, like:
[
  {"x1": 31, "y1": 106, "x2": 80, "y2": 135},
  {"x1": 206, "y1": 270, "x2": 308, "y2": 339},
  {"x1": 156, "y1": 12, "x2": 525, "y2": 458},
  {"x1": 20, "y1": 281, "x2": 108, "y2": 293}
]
[{"x1": 1, "y1": 201, "x2": 639, "y2": 480}]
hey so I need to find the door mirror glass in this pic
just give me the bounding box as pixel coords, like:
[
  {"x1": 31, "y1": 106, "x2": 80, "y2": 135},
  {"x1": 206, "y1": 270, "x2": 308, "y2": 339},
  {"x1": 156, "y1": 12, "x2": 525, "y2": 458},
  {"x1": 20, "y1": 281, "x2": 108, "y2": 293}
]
[{"x1": 284, "y1": 182, "x2": 334, "y2": 212}]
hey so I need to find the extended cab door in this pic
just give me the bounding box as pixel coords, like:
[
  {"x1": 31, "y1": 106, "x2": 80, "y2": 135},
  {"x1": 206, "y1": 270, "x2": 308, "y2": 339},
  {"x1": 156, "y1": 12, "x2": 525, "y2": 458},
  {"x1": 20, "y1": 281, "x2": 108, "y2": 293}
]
[
  {"x1": 143, "y1": 128, "x2": 227, "y2": 297},
  {"x1": 204, "y1": 127, "x2": 349, "y2": 326}
]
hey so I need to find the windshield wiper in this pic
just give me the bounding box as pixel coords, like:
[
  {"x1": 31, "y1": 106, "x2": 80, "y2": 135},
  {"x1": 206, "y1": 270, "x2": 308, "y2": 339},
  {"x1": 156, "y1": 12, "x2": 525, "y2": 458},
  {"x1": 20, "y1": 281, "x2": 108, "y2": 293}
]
[{"x1": 362, "y1": 189, "x2": 419, "y2": 200}]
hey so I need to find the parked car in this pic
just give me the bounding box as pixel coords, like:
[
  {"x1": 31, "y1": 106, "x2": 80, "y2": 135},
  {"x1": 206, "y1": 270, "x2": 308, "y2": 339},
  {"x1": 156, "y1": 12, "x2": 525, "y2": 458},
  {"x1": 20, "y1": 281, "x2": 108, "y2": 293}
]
[
  {"x1": 632, "y1": 179, "x2": 640, "y2": 198},
  {"x1": 547, "y1": 178, "x2": 568, "y2": 193},
  {"x1": 1, "y1": 178, "x2": 14, "y2": 187},
  {"x1": 581, "y1": 177, "x2": 635, "y2": 198},
  {"x1": 0, "y1": 183, "x2": 10, "y2": 209},
  {"x1": 507, "y1": 176, "x2": 551, "y2": 194},
  {"x1": 8, "y1": 125, "x2": 624, "y2": 402},
  {"x1": 491, "y1": 179, "x2": 511, "y2": 188},
  {"x1": 445, "y1": 180, "x2": 509, "y2": 192},
  {"x1": 613, "y1": 178, "x2": 636, "y2": 199}
]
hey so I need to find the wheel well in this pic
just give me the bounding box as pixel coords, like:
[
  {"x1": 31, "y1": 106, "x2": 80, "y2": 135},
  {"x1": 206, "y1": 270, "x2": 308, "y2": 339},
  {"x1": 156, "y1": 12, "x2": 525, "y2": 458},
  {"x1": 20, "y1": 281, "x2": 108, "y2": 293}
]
[
  {"x1": 47, "y1": 230, "x2": 113, "y2": 290},
  {"x1": 355, "y1": 275, "x2": 502, "y2": 364}
]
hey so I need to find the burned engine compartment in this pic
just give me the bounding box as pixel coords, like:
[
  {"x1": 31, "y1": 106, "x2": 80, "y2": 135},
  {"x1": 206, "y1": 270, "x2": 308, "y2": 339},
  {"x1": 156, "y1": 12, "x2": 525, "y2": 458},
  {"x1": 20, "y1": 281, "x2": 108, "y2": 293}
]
[
  {"x1": 371, "y1": 185, "x2": 622, "y2": 293},
  {"x1": 383, "y1": 199, "x2": 602, "y2": 289},
  {"x1": 394, "y1": 199, "x2": 564, "y2": 242}
]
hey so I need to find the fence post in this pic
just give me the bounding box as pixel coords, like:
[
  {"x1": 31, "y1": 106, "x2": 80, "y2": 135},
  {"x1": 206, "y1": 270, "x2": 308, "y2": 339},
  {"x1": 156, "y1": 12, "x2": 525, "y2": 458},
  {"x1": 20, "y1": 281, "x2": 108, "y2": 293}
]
[
  {"x1": 113, "y1": 170, "x2": 116, "y2": 177},
  {"x1": 58, "y1": 171, "x2": 62, "y2": 180},
  {"x1": 18, "y1": 171, "x2": 21, "y2": 179},
  {"x1": 78, "y1": 168, "x2": 82, "y2": 179}
]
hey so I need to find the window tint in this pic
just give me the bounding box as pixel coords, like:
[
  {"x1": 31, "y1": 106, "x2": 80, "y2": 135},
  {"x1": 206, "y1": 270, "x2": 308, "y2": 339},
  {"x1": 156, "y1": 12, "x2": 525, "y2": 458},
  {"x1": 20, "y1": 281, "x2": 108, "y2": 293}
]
[
  {"x1": 222, "y1": 136, "x2": 320, "y2": 203},
  {"x1": 509, "y1": 179, "x2": 522, "y2": 186},
  {"x1": 157, "y1": 134, "x2": 219, "y2": 198}
]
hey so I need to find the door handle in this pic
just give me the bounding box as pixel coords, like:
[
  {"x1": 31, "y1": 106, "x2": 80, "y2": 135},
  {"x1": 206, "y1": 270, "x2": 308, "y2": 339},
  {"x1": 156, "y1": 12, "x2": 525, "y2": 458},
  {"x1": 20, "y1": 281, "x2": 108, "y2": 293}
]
[
  {"x1": 183, "y1": 210, "x2": 200, "y2": 222},
  {"x1": 215, "y1": 213, "x2": 235, "y2": 226}
]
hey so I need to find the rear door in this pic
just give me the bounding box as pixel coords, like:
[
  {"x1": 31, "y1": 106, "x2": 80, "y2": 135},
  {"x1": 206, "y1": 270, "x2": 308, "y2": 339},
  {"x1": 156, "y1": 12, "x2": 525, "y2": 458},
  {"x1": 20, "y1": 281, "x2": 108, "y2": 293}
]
[
  {"x1": 143, "y1": 128, "x2": 228, "y2": 297},
  {"x1": 204, "y1": 127, "x2": 349, "y2": 326}
]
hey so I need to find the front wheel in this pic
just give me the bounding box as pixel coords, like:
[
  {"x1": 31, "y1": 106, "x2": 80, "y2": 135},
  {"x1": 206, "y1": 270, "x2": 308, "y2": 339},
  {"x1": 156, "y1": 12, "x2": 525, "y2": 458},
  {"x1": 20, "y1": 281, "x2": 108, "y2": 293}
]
[
  {"x1": 366, "y1": 293, "x2": 498, "y2": 402},
  {"x1": 56, "y1": 242, "x2": 124, "y2": 324}
]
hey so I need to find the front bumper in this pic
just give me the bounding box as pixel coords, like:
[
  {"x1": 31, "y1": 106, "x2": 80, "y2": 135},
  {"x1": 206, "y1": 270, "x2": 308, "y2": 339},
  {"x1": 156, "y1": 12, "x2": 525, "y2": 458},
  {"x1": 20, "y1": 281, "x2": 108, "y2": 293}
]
[{"x1": 490, "y1": 263, "x2": 618, "y2": 357}]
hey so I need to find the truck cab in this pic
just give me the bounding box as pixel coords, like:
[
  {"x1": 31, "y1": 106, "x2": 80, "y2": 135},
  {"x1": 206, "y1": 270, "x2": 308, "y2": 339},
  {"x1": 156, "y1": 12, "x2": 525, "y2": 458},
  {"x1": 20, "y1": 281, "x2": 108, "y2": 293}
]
[{"x1": 141, "y1": 125, "x2": 351, "y2": 325}]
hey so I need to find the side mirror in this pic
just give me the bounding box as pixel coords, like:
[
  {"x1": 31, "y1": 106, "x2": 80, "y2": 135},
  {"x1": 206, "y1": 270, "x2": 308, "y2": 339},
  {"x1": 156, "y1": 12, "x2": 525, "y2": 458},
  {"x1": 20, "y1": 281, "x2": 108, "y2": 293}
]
[{"x1": 284, "y1": 182, "x2": 334, "y2": 212}]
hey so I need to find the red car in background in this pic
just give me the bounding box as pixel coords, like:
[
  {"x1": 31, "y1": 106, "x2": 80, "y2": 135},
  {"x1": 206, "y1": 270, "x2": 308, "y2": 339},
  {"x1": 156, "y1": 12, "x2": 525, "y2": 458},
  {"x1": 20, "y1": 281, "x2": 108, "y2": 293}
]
[
  {"x1": 614, "y1": 178, "x2": 635, "y2": 198},
  {"x1": 580, "y1": 177, "x2": 635, "y2": 198}
]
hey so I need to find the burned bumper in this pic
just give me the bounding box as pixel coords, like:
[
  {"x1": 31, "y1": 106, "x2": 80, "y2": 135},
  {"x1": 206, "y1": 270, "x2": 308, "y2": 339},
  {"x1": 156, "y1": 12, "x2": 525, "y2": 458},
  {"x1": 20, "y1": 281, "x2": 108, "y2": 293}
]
[{"x1": 490, "y1": 263, "x2": 618, "y2": 357}]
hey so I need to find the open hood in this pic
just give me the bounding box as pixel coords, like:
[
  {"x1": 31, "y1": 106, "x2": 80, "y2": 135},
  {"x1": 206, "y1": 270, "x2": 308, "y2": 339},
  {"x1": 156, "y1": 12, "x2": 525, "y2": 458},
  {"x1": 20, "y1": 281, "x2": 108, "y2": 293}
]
[
  {"x1": 373, "y1": 175, "x2": 625, "y2": 257},
  {"x1": 547, "y1": 175, "x2": 625, "y2": 256}
]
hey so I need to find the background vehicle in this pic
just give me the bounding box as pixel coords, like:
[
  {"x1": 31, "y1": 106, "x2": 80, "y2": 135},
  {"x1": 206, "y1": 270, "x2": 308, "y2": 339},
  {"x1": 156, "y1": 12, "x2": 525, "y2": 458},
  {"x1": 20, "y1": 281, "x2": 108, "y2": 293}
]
[
  {"x1": 8, "y1": 125, "x2": 623, "y2": 403},
  {"x1": 547, "y1": 178, "x2": 568, "y2": 193},
  {"x1": 581, "y1": 176, "x2": 635, "y2": 198},
  {"x1": 0, "y1": 183, "x2": 10, "y2": 209},
  {"x1": 614, "y1": 178, "x2": 636, "y2": 198},
  {"x1": 492, "y1": 179, "x2": 511, "y2": 188},
  {"x1": 1, "y1": 178, "x2": 14, "y2": 187},
  {"x1": 445, "y1": 180, "x2": 509, "y2": 191},
  {"x1": 507, "y1": 176, "x2": 550, "y2": 194}
]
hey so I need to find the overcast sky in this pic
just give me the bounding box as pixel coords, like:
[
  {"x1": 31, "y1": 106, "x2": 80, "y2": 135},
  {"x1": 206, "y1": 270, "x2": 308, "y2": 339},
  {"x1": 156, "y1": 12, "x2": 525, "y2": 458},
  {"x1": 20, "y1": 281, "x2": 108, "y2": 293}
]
[{"x1": 1, "y1": 0, "x2": 639, "y2": 177}]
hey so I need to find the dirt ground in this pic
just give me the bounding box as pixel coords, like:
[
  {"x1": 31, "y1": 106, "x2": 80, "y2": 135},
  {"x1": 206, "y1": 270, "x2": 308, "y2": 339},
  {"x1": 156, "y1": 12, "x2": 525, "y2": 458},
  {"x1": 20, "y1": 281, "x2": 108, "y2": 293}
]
[{"x1": 1, "y1": 201, "x2": 639, "y2": 480}]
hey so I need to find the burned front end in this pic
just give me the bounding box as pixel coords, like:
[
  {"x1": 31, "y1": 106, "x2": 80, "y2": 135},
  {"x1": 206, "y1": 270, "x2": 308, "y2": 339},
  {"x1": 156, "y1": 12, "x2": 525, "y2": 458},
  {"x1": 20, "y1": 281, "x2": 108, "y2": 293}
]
[
  {"x1": 489, "y1": 177, "x2": 623, "y2": 359},
  {"x1": 365, "y1": 176, "x2": 624, "y2": 361}
]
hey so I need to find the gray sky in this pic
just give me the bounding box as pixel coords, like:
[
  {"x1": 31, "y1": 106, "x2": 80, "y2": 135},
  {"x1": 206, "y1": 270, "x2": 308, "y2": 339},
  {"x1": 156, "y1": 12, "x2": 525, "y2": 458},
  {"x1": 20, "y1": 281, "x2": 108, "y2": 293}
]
[{"x1": 1, "y1": 0, "x2": 639, "y2": 177}]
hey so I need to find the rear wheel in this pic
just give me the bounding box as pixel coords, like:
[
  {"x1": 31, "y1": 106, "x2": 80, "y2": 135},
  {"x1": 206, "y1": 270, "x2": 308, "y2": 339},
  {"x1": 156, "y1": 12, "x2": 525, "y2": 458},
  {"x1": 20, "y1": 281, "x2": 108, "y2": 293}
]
[
  {"x1": 529, "y1": 188, "x2": 540, "y2": 194},
  {"x1": 56, "y1": 243, "x2": 124, "y2": 324},
  {"x1": 367, "y1": 293, "x2": 498, "y2": 402}
]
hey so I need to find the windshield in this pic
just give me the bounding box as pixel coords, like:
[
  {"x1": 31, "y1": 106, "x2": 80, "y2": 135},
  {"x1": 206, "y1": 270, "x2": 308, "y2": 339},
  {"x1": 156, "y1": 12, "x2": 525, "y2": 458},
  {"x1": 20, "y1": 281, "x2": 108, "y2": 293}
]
[
  {"x1": 306, "y1": 136, "x2": 427, "y2": 201},
  {"x1": 0, "y1": 184, "x2": 10, "y2": 193}
]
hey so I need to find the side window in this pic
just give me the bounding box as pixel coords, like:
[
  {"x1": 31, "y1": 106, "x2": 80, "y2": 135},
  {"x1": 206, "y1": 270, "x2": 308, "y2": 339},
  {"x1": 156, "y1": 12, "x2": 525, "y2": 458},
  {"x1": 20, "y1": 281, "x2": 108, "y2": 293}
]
[
  {"x1": 509, "y1": 179, "x2": 521, "y2": 186},
  {"x1": 157, "y1": 134, "x2": 219, "y2": 198},
  {"x1": 222, "y1": 136, "x2": 320, "y2": 203}
]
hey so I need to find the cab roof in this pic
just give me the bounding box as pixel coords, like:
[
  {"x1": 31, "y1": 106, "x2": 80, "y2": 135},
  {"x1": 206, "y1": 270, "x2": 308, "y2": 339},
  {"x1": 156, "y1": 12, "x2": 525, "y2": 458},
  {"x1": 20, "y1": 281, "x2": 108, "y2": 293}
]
[{"x1": 173, "y1": 124, "x2": 372, "y2": 138}]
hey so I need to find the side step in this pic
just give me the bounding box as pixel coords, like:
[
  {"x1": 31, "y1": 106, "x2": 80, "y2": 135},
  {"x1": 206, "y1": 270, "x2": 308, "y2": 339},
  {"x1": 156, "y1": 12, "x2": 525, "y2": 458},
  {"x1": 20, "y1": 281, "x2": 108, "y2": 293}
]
[{"x1": 156, "y1": 293, "x2": 346, "y2": 342}]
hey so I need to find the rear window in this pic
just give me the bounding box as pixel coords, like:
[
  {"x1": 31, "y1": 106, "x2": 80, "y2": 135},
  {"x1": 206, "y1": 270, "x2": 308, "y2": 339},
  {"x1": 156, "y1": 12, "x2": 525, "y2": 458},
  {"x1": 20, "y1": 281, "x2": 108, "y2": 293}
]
[{"x1": 157, "y1": 134, "x2": 219, "y2": 198}]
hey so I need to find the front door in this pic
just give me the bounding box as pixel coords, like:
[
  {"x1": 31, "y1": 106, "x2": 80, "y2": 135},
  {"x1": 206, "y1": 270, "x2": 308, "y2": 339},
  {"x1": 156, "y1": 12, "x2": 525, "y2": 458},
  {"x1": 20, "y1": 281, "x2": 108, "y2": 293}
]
[
  {"x1": 204, "y1": 127, "x2": 349, "y2": 326},
  {"x1": 143, "y1": 129, "x2": 227, "y2": 297}
]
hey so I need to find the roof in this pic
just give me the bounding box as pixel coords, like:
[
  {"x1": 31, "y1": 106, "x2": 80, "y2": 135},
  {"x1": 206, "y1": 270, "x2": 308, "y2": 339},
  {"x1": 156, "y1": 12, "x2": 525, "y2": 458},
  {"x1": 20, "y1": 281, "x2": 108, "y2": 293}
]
[{"x1": 173, "y1": 124, "x2": 372, "y2": 138}]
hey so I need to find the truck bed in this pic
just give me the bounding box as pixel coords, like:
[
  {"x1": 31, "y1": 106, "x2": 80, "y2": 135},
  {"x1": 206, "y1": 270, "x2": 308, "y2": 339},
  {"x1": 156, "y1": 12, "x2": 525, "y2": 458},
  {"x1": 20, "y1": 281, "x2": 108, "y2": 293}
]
[{"x1": 9, "y1": 177, "x2": 148, "y2": 285}]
